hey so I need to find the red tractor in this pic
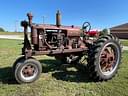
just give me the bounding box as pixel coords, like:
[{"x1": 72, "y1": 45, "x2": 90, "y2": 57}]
[{"x1": 13, "y1": 11, "x2": 122, "y2": 83}]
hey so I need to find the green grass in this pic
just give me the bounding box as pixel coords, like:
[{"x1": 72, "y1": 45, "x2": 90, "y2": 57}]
[
  {"x1": 0, "y1": 39, "x2": 128, "y2": 96},
  {"x1": 121, "y1": 39, "x2": 128, "y2": 46}
]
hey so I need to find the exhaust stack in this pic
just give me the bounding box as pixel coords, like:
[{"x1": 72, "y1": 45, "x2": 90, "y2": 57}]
[{"x1": 56, "y1": 10, "x2": 61, "y2": 27}]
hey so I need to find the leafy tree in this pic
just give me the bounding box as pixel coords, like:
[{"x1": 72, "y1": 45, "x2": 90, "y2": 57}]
[
  {"x1": 100, "y1": 28, "x2": 110, "y2": 36},
  {"x1": 0, "y1": 27, "x2": 5, "y2": 32}
]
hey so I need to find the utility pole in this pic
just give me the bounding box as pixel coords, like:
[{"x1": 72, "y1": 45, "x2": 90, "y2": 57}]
[
  {"x1": 42, "y1": 16, "x2": 47, "y2": 24},
  {"x1": 15, "y1": 20, "x2": 18, "y2": 32}
]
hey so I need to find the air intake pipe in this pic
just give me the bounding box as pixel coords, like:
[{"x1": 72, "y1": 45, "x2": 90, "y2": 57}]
[{"x1": 27, "y1": 12, "x2": 33, "y2": 26}]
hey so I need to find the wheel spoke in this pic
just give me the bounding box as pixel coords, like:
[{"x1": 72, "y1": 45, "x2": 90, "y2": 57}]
[{"x1": 100, "y1": 45, "x2": 116, "y2": 73}]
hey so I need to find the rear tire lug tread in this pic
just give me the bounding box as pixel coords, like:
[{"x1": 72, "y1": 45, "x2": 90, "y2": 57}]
[{"x1": 87, "y1": 34, "x2": 121, "y2": 81}]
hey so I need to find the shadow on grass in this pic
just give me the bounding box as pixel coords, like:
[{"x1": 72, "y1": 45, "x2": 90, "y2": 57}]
[
  {"x1": 40, "y1": 59, "x2": 92, "y2": 83},
  {"x1": 39, "y1": 59, "x2": 62, "y2": 73},
  {"x1": 0, "y1": 59, "x2": 92, "y2": 84},
  {"x1": 0, "y1": 67, "x2": 17, "y2": 84}
]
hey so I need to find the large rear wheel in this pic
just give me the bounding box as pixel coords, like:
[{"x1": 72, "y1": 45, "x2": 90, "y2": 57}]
[{"x1": 87, "y1": 35, "x2": 122, "y2": 81}]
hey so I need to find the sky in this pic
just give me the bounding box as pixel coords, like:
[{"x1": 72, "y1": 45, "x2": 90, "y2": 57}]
[{"x1": 0, "y1": 0, "x2": 128, "y2": 32}]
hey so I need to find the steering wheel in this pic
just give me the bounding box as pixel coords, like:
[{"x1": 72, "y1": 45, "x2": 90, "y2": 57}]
[{"x1": 82, "y1": 22, "x2": 91, "y2": 32}]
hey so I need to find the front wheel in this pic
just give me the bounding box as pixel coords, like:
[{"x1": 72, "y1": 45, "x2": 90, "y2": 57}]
[
  {"x1": 87, "y1": 35, "x2": 122, "y2": 81},
  {"x1": 14, "y1": 59, "x2": 42, "y2": 84}
]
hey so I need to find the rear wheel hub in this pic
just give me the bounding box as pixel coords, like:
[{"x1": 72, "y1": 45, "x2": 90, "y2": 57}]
[{"x1": 99, "y1": 43, "x2": 119, "y2": 75}]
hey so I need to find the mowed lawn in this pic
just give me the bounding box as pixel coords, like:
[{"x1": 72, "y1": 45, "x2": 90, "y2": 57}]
[
  {"x1": 121, "y1": 39, "x2": 128, "y2": 46},
  {"x1": 0, "y1": 39, "x2": 128, "y2": 96}
]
